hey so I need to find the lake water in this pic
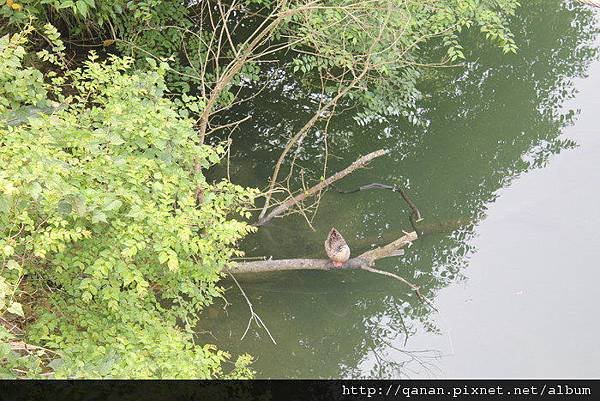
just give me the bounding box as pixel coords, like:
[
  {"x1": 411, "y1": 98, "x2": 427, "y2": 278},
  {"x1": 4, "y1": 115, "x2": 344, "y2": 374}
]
[{"x1": 198, "y1": 0, "x2": 600, "y2": 378}]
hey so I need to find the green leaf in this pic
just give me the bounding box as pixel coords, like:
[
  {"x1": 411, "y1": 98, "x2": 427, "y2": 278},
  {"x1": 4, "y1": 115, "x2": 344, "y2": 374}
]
[
  {"x1": 30, "y1": 182, "x2": 43, "y2": 200},
  {"x1": 103, "y1": 199, "x2": 122, "y2": 212},
  {"x1": 57, "y1": 1, "x2": 74, "y2": 10},
  {"x1": 167, "y1": 257, "x2": 179, "y2": 272},
  {"x1": 92, "y1": 210, "x2": 108, "y2": 224},
  {"x1": 75, "y1": 0, "x2": 89, "y2": 18},
  {"x1": 6, "y1": 260, "x2": 20, "y2": 271},
  {"x1": 7, "y1": 302, "x2": 24, "y2": 317},
  {"x1": 2, "y1": 245, "x2": 14, "y2": 257},
  {"x1": 47, "y1": 358, "x2": 64, "y2": 371}
]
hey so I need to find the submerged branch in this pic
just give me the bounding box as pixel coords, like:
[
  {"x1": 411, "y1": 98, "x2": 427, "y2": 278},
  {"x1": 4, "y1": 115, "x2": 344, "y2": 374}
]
[
  {"x1": 334, "y1": 182, "x2": 422, "y2": 222},
  {"x1": 229, "y1": 273, "x2": 277, "y2": 345}
]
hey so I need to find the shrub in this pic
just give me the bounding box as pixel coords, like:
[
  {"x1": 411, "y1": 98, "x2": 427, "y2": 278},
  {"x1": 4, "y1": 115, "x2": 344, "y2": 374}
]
[{"x1": 0, "y1": 29, "x2": 257, "y2": 378}]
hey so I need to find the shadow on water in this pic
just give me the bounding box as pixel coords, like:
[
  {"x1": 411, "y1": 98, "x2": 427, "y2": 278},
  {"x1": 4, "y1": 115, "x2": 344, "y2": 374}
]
[{"x1": 198, "y1": 1, "x2": 599, "y2": 378}]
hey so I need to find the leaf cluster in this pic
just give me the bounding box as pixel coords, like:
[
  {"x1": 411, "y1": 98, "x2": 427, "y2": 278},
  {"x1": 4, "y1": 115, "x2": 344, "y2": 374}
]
[{"x1": 0, "y1": 29, "x2": 257, "y2": 378}]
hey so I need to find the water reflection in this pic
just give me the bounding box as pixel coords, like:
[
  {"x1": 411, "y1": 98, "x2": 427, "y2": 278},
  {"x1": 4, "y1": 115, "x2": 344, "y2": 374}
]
[{"x1": 199, "y1": 0, "x2": 599, "y2": 378}]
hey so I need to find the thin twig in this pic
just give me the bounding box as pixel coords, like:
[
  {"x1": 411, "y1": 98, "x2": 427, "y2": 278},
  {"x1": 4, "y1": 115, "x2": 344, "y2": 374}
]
[
  {"x1": 256, "y1": 149, "x2": 388, "y2": 226},
  {"x1": 229, "y1": 273, "x2": 277, "y2": 345},
  {"x1": 333, "y1": 182, "x2": 422, "y2": 222},
  {"x1": 359, "y1": 265, "x2": 437, "y2": 312}
]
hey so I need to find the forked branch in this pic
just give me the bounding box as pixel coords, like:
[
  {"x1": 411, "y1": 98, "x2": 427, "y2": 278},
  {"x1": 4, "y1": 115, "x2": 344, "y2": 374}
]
[
  {"x1": 226, "y1": 231, "x2": 437, "y2": 311},
  {"x1": 256, "y1": 149, "x2": 388, "y2": 226}
]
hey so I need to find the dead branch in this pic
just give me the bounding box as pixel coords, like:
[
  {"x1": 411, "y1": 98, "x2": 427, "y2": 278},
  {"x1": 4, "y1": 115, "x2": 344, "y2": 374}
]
[
  {"x1": 196, "y1": 0, "x2": 306, "y2": 144},
  {"x1": 9, "y1": 341, "x2": 61, "y2": 357},
  {"x1": 256, "y1": 149, "x2": 388, "y2": 226},
  {"x1": 226, "y1": 230, "x2": 436, "y2": 310},
  {"x1": 257, "y1": 50, "x2": 374, "y2": 220},
  {"x1": 359, "y1": 265, "x2": 437, "y2": 311},
  {"x1": 227, "y1": 231, "x2": 416, "y2": 274}
]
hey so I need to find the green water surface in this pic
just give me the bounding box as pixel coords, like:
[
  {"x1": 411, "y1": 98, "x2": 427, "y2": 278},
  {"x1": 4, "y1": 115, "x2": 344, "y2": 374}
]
[{"x1": 198, "y1": 1, "x2": 600, "y2": 378}]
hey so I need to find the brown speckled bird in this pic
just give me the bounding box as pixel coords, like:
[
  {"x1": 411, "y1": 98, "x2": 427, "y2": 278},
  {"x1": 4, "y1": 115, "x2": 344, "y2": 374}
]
[{"x1": 324, "y1": 228, "x2": 351, "y2": 268}]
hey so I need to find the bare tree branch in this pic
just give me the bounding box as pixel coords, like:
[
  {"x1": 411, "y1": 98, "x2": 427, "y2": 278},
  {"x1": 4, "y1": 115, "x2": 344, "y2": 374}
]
[
  {"x1": 227, "y1": 231, "x2": 417, "y2": 274},
  {"x1": 256, "y1": 149, "x2": 388, "y2": 226},
  {"x1": 226, "y1": 230, "x2": 437, "y2": 310}
]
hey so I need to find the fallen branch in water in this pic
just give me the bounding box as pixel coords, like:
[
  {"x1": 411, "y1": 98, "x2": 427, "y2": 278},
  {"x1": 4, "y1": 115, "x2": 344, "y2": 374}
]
[
  {"x1": 226, "y1": 231, "x2": 437, "y2": 310},
  {"x1": 255, "y1": 149, "x2": 388, "y2": 226},
  {"x1": 227, "y1": 231, "x2": 416, "y2": 273}
]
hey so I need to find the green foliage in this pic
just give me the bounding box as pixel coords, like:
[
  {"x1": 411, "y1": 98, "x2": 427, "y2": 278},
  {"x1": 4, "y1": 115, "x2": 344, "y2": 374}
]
[
  {"x1": 0, "y1": 30, "x2": 257, "y2": 378},
  {"x1": 112, "y1": 0, "x2": 200, "y2": 94},
  {"x1": 286, "y1": 0, "x2": 521, "y2": 125},
  {"x1": 0, "y1": 27, "x2": 47, "y2": 114},
  {"x1": 112, "y1": 0, "x2": 260, "y2": 111},
  {"x1": 1, "y1": 0, "x2": 109, "y2": 32},
  {"x1": 2, "y1": 1, "x2": 521, "y2": 127},
  {"x1": 0, "y1": 0, "x2": 525, "y2": 379}
]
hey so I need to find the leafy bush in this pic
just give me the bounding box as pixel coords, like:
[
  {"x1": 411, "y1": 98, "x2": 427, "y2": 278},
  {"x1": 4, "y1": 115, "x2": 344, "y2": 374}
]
[
  {"x1": 0, "y1": 29, "x2": 257, "y2": 378},
  {"x1": 2, "y1": 1, "x2": 522, "y2": 128},
  {"x1": 1, "y1": 0, "x2": 127, "y2": 32},
  {"x1": 0, "y1": 27, "x2": 47, "y2": 114}
]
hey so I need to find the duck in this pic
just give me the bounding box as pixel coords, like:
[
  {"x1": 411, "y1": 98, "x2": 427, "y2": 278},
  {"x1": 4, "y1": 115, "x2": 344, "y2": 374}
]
[{"x1": 324, "y1": 227, "x2": 351, "y2": 268}]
